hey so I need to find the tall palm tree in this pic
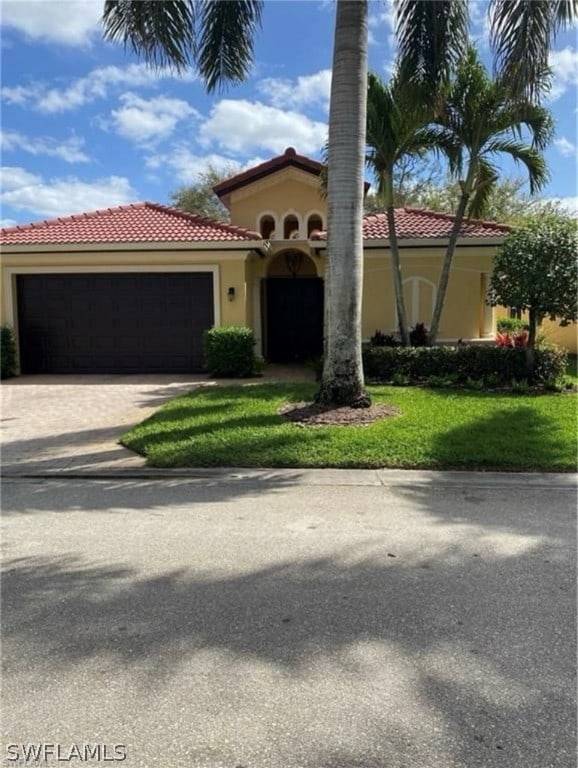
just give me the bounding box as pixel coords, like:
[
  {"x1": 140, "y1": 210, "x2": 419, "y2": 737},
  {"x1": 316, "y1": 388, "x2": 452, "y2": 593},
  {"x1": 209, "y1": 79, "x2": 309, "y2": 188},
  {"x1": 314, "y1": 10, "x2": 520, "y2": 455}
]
[
  {"x1": 366, "y1": 72, "x2": 441, "y2": 345},
  {"x1": 425, "y1": 47, "x2": 553, "y2": 344}
]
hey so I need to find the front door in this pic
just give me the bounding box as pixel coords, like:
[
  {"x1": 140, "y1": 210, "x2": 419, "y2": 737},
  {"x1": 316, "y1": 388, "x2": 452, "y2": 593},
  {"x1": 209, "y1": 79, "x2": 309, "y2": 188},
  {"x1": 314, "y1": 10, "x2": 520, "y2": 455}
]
[{"x1": 265, "y1": 278, "x2": 324, "y2": 363}]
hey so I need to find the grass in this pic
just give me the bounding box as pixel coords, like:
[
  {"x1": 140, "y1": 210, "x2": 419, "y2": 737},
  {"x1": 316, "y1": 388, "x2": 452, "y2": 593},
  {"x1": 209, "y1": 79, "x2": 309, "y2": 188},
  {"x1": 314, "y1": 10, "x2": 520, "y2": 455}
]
[{"x1": 121, "y1": 382, "x2": 577, "y2": 472}]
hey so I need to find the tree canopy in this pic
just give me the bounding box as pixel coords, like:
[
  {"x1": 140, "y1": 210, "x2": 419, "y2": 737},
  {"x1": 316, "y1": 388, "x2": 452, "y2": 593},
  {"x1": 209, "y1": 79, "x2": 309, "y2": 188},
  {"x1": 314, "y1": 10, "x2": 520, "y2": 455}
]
[
  {"x1": 169, "y1": 165, "x2": 235, "y2": 221},
  {"x1": 488, "y1": 215, "x2": 578, "y2": 350}
]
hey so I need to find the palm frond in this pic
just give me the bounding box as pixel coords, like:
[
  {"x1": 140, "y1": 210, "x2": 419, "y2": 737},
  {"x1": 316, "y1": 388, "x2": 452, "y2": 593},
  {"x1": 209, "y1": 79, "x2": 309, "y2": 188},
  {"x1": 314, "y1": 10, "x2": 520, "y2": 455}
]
[
  {"x1": 197, "y1": 0, "x2": 263, "y2": 92},
  {"x1": 395, "y1": 0, "x2": 469, "y2": 95},
  {"x1": 102, "y1": 0, "x2": 196, "y2": 72},
  {"x1": 490, "y1": 0, "x2": 577, "y2": 101},
  {"x1": 468, "y1": 159, "x2": 499, "y2": 219},
  {"x1": 483, "y1": 138, "x2": 549, "y2": 194}
]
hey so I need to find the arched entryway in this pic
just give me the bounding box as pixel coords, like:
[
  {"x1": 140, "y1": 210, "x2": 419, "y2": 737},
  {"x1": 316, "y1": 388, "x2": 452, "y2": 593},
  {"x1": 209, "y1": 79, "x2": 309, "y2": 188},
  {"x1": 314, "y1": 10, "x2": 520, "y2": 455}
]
[{"x1": 263, "y1": 249, "x2": 324, "y2": 363}]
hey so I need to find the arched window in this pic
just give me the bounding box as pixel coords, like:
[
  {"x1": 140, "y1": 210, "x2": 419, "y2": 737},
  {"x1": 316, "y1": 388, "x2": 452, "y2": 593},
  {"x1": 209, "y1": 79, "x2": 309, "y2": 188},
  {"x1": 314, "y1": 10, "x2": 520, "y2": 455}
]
[
  {"x1": 259, "y1": 214, "x2": 276, "y2": 239},
  {"x1": 283, "y1": 214, "x2": 300, "y2": 240},
  {"x1": 307, "y1": 214, "x2": 323, "y2": 237}
]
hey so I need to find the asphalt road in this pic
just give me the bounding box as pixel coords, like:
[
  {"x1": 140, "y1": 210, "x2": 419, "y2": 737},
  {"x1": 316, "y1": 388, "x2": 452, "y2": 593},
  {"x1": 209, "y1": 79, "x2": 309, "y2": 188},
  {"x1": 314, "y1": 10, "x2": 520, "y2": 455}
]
[{"x1": 1, "y1": 470, "x2": 576, "y2": 768}]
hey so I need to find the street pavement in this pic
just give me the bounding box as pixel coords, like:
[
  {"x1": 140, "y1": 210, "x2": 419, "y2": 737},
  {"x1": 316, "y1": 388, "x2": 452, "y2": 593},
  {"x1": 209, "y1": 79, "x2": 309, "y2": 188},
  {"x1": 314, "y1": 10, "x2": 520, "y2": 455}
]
[{"x1": 1, "y1": 470, "x2": 576, "y2": 768}]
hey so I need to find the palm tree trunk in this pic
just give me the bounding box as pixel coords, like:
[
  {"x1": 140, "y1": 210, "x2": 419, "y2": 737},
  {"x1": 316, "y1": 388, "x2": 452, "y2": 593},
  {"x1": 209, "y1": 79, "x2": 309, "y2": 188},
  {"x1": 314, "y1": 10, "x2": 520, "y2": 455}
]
[
  {"x1": 384, "y1": 174, "x2": 410, "y2": 346},
  {"x1": 428, "y1": 188, "x2": 470, "y2": 345},
  {"x1": 316, "y1": 0, "x2": 370, "y2": 407}
]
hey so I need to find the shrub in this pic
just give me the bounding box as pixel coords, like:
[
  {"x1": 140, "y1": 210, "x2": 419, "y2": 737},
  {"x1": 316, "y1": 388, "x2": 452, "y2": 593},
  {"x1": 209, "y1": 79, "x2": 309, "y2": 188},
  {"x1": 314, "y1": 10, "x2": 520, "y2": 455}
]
[
  {"x1": 1, "y1": 326, "x2": 16, "y2": 379},
  {"x1": 363, "y1": 344, "x2": 567, "y2": 386},
  {"x1": 497, "y1": 317, "x2": 530, "y2": 333},
  {"x1": 409, "y1": 322, "x2": 429, "y2": 347},
  {"x1": 511, "y1": 378, "x2": 531, "y2": 395},
  {"x1": 369, "y1": 330, "x2": 399, "y2": 347},
  {"x1": 203, "y1": 326, "x2": 261, "y2": 378}
]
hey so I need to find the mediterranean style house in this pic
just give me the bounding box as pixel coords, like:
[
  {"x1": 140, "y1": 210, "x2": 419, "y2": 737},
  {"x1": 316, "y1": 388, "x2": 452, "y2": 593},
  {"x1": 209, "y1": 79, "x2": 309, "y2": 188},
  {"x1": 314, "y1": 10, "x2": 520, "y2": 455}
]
[{"x1": 1, "y1": 147, "x2": 574, "y2": 374}]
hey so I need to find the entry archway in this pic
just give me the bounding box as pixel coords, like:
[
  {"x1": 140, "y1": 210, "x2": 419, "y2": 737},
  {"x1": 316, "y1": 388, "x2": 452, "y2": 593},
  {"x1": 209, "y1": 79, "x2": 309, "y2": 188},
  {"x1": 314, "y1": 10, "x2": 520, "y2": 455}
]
[{"x1": 263, "y1": 249, "x2": 323, "y2": 363}]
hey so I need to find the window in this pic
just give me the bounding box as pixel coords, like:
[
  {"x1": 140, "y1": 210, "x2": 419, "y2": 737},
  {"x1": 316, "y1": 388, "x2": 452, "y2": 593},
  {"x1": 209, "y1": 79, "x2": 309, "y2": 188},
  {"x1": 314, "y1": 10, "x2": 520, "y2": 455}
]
[
  {"x1": 307, "y1": 214, "x2": 323, "y2": 237},
  {"x1": 283, "y1": 214, "x2": 300, "y2": 239},
  {"x1": 260, "y1": 215, "x2": 276, "y2": 239}
]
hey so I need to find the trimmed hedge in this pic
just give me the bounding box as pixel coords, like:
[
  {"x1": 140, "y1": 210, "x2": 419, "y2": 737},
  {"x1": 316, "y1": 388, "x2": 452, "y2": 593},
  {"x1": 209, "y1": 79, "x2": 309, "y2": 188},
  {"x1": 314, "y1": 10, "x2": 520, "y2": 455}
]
[
  {"x1": 1, "y1": 326, "x2": 16, "y2": 379},
  {"x1": 203, "y1": 326, "x2": 262, "y2": 378},
  {"x1": 362, "y1": 344, "x2": 567, "y2": 385}
]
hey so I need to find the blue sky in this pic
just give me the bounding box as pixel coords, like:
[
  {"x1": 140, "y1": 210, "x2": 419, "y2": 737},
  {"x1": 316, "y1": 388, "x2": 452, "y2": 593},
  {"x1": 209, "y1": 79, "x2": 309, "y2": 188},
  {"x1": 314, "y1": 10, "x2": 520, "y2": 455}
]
[{"x1": 1, "y1": 0, "x2": 577, "y2": 228}]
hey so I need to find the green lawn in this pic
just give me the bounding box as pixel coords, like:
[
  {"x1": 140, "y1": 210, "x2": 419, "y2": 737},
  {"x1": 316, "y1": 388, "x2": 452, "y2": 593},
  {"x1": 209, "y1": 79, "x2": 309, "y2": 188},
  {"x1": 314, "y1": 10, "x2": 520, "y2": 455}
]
[{"x1": 121, "y1": 383, "x2": 577, "y2": 472}]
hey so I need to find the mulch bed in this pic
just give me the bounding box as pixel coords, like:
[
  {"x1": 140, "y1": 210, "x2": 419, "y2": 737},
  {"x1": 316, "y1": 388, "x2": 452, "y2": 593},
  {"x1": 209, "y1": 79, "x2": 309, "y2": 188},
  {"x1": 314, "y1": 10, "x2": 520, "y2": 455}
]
[{"x1": 279, "y1": 401, "x2": 401, "y2": 427}]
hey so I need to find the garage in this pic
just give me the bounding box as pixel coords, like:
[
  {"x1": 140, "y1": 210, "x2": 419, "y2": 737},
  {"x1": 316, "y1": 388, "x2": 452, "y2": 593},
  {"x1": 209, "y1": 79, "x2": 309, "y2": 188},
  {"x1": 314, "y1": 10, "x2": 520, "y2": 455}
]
[{"x1": 16, "y1": 272, "x2": 214, "y2": 374}]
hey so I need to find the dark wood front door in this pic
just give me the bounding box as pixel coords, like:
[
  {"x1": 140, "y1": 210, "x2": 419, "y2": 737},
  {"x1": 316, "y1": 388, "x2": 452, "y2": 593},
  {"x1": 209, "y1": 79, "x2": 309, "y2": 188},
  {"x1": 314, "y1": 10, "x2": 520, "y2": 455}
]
[
  {"x1": 265, "y1": 277, "x2": 324, "y2": 363},
  {"x1": 17, "y1": 272, "x2": 214, "y2": 374}
]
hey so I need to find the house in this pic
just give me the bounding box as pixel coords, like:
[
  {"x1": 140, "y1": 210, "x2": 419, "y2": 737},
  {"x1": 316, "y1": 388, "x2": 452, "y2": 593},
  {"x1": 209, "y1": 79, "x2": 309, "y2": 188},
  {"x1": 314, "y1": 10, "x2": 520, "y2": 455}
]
[{"x1": 1, "y1": 147, "x2": 574, "y2": 374}]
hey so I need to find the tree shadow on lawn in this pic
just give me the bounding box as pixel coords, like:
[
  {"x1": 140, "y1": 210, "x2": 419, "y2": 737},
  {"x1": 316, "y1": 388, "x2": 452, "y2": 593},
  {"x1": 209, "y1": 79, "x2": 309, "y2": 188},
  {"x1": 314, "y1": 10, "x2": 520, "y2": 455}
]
[
  {"x1": 2, "y1": 481, "x2": 575, "y2": 767},
  {"x1": 427, "y1": 399, "x2": 574, "y2": 471}
]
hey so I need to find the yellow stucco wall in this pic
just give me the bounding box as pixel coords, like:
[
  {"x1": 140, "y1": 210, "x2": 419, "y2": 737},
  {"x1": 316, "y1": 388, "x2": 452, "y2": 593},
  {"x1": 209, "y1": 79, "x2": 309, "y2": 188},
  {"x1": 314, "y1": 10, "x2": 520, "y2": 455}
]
[
  {"x1": 360, "y1": 247, "x2": 496, "y2": 340},
  {"x1": 227, "y1": 169, "x2": 327, "y2": 236}
]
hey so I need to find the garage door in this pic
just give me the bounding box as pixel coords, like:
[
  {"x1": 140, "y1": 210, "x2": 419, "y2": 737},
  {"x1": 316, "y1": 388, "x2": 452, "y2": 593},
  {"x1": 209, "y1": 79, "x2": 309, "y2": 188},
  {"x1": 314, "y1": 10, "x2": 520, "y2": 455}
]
[{"x1": 16, "y1": 273, "x2": 214, "y2": 374}]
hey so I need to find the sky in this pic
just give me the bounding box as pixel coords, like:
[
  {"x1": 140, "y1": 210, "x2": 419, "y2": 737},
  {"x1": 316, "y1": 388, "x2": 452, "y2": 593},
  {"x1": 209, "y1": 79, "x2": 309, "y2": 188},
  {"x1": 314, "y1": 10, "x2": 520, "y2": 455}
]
[{"x1": 1, "y1": 0, "x2": 577, "y2": 229}]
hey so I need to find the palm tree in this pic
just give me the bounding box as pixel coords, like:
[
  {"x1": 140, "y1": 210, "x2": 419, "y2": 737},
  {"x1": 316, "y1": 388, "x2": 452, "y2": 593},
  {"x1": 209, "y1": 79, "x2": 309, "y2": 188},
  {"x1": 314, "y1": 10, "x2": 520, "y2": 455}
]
[
  {"x1": 396, "y1": 0, "x2": 577, "y2": 103},
  {"x1": 366, "y1": 72, "x2": 441, "y2": 345},
  {"x1": 425, "y1": 47, "x2": 553, "y2": 344},
  {"x1": 316, "y1": 0, "x2": 370, "y2": 407}
]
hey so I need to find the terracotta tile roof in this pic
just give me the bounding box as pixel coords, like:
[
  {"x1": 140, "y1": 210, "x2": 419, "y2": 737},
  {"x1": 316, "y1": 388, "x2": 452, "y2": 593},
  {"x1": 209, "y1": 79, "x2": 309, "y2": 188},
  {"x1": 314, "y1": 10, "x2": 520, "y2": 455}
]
[
  {"x1": 311, "y1": 207, "x2": 511, "y2": 241},
  {"x1": 213, "y1": 147, "x2": 324, "y2": 199},
  {"x1": 0, "y1": 202, "x2": 261, "y2": 245}
]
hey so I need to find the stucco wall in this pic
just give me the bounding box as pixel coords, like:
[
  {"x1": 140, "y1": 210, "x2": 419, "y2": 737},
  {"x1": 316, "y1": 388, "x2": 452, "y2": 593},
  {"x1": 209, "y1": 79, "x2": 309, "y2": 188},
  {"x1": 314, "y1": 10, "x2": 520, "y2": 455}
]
[{"x1": 227, "y1": 170, "x2": 327, "y2": 237}]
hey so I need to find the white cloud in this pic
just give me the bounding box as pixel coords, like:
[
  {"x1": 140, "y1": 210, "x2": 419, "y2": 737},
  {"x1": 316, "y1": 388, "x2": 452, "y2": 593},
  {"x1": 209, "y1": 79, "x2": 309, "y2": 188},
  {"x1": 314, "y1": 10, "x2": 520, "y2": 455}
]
[
  {"x1": 199, "y1": 99, "x2": 327, "y2": 156},
  {"x1": 1, "y1": 130, "x2": 89, "y2": 163},
  {"x1": 1, "y1": 219, "x2": 18, "y2": 229},
  {"x1": 145, "y1": 146, "x2": 267, "y2": 185},
  {"x1": 109, "y1": 93, "x2": 199, "y2": 144},
  {"x1": 146, "y1": 148, "x2": 242, "y2": 184},
  {"x1": 545, "y1": 196, "x2": 578, "y2": 216},
  {"x1": 1, "y1": 0, "x2": 101, "y2": 46},
  {"x1": 0, "y1": 166, "x2": 136, "y2": 218},
  {"x1": 368, "y1": 0, "x2": 397, "y2": 49},
  {"x1": 554, "y1": 136, "x2": 577, "y2": 158},
  {"x1": 2, "y1": 63, "x2": 196, "y2": 113},
  {"x1": 257, "y1": 69, "x2": 332, "y2": 111},
  {"x1": 548, "y1": 47, "x2": 578, "y2": 101}
]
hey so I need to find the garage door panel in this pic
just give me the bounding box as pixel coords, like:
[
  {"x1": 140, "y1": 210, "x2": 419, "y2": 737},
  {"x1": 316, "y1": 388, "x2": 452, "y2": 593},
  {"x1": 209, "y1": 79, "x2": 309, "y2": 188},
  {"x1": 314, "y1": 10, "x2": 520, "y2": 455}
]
[{"x1": 17, "y1": 273, "x2": 214, "y2": 374}]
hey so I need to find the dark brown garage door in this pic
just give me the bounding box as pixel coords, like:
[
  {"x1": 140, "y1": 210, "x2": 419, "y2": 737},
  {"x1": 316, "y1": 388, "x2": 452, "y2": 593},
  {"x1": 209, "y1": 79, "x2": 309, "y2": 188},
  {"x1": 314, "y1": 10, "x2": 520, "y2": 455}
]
[{"x1": 17, "y1": 273, "x2": 214, "y2": 374}]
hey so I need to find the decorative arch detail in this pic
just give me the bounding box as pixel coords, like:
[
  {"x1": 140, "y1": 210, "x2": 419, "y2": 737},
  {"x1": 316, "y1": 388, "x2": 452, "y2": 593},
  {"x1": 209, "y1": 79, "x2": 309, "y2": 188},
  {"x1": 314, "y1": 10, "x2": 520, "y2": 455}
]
[
  {"x1": 256, "y1": 211, "x2": 279, "y2": 240},
  {"x1": 281, "y1": 209, "x2": 303, "y2": 240},
  {"x1": 401, "y1": 277, "x2": 437, "y2": 327},
  {"x1": 304, "y1": 209, "x2": 325, "y2": 237}
]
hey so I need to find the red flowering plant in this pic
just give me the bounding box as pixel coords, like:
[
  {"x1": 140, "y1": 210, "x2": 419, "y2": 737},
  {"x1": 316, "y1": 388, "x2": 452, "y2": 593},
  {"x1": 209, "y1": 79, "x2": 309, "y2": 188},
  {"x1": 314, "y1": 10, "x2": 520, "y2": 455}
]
[{"x1": 496, "y1": 330, "x2": 528, "y2": 347}]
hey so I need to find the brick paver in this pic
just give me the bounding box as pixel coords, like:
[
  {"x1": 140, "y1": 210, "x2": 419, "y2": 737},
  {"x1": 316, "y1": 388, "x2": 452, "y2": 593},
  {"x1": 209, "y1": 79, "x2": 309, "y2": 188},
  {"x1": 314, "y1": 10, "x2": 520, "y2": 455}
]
[{"x1": 0, "y1": 368, "x2": 314, "y2": 475}]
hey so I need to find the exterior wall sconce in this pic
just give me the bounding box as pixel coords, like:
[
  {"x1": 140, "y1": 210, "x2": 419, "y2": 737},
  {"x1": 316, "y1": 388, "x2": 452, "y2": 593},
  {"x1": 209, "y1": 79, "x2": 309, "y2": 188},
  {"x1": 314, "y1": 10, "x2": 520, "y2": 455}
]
[{"x1": 227, "y1": 287, "x2": 236, "y2": 302}]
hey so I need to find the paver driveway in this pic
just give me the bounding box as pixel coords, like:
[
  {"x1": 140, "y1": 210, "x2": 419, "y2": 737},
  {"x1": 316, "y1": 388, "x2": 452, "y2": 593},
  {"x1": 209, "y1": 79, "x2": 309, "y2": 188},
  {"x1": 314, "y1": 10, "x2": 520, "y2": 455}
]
[
  {"x1": 0, "y1": 374, "x2": 215, "y2": 474},
  {"x1": 1, "y1": 369, "x2": 315, "y2": 475}
]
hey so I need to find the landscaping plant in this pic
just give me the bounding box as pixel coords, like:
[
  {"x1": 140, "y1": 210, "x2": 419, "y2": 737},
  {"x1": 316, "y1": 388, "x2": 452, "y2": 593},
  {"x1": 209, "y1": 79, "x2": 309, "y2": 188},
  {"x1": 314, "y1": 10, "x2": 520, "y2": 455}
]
[
  {"x1": 488, "y1": 215, "x2": 578, "y2": 376},
  {"x1": 203, "y1": 326, "x2": 262, "y2": 378},
  {"x1": 1, "y1": 326, "x2": 16, "y2": 379}
]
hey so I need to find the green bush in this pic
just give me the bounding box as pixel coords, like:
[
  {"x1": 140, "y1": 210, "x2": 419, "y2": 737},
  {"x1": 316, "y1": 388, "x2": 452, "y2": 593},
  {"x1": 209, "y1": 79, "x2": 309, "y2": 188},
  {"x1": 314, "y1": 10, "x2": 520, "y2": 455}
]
[
  {"x1": 363, "y1": 344, "x2": 567, "y2": 386},
  {"x1": 497, "y1": 317, "x2": 530, "y2": 333},
  {"x1": 1, "y1": 326, "x2": 16, "y2": 379},
  {"x1": 203, "y1": 326, "x2": 261, "y2": 378}
]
